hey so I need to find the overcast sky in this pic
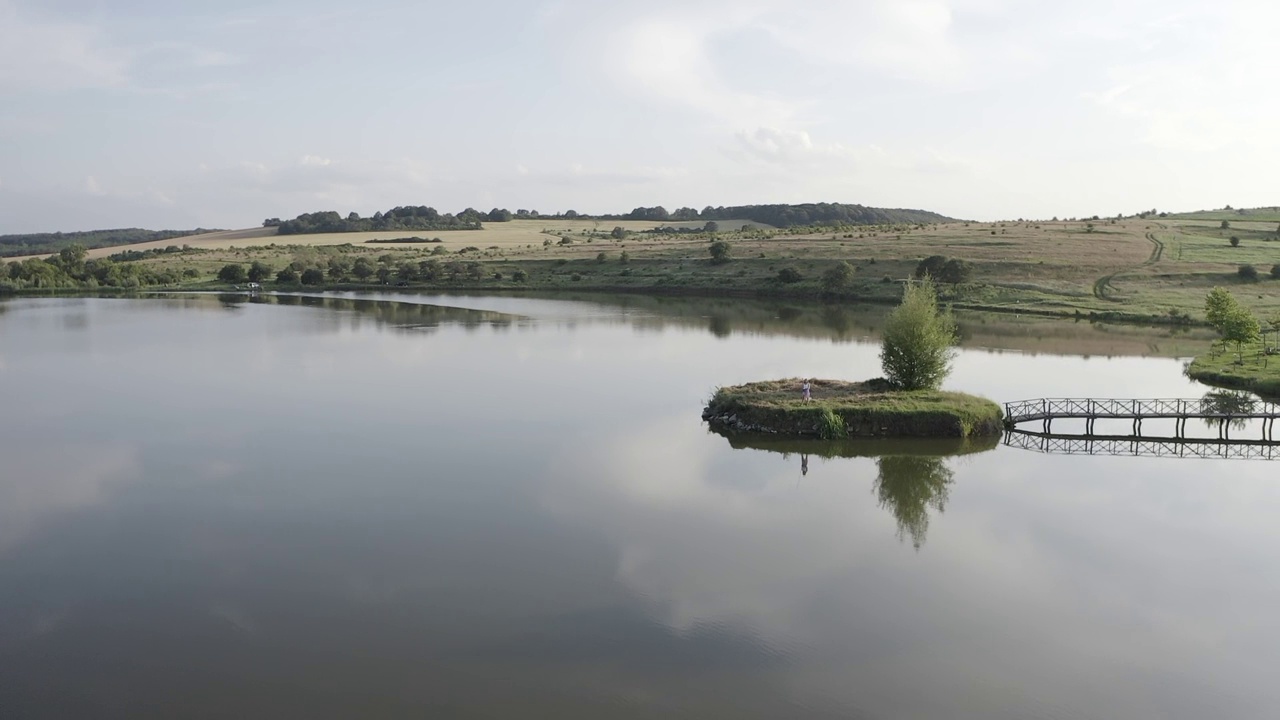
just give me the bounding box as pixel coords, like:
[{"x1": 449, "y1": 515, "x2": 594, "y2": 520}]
[{"x1": 2, "y1": 0, "x2": 1277, "y2": 233}]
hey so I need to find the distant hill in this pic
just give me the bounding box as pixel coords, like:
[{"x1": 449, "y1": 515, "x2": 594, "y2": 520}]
[
  {"x1": 1164, "y1": 206, "x2": 1280, "y2": 223},
  {"x1": 0, "y1": 228, "x2": 221, "y2": 258}
]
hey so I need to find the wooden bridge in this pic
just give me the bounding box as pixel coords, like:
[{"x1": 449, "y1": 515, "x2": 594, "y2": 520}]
[
  {"x1": 1004, "y1": 429, "x2": 1280, "y2": 460},
  {"x1": 1003, "y1": 398, "x2": 1280, "y2": 440}
]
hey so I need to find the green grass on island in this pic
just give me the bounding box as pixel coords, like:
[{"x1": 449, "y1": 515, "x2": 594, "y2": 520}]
[
  {"x1": 703, "y1": 379, "x2": 1004, "y2": 439},
  {"x1": 1186, "y1": 346, "x2": 1280, "y2": 399}
]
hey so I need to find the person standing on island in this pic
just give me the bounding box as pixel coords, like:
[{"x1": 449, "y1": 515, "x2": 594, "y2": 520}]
[{"x1": 802, "y1": 379, "x2": 811, "y2": 402}]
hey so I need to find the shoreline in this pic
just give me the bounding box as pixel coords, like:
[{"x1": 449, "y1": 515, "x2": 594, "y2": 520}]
[{"x1": 0, "y1": 281, "x2": 1208, "y2": 329}]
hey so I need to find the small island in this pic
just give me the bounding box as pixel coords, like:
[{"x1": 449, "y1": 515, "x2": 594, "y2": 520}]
[
  {"x1": 703, "y1": 378, "x2": 1003, "y2": 439},
  {"x1": 1182, "y1": 287, "x2": 1280, "y2": 399},
  {"x1": 703, "y1": 278, "x2": 1003, "y2": 439}
]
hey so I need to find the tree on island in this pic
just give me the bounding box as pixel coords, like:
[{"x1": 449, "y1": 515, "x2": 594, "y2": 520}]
[
  {"x1": 1204, "y1": 287, "x2": 1261, "y2": 362},
  {"x1": 880, "y1": 278, "x2": 957, "y2": 391}
]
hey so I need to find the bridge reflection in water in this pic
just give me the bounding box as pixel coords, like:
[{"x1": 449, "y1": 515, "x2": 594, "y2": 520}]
[
  {"x1": 1003, "y1": 394, "x2": 1280, "y2": 441},
  {"x1": 1004, "y1": 430, "x2": 1280, "y2": 460}
]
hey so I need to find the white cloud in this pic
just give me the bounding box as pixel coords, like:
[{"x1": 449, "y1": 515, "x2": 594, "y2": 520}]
[{"x1": 300, "y1": 155, "x2": 333, "y2": 167}]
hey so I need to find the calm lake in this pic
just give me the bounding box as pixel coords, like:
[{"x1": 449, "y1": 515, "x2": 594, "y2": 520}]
[{"x1": 1, "y1": 294, "x2": 1276, "y2": 719}]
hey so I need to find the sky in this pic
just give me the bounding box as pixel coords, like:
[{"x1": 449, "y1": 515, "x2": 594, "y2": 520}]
[{"x1": 1, "y1": 0, "x2": 1277, "y2": 233}]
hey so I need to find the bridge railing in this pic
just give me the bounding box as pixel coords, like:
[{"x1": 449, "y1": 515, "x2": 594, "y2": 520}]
[{"x1": 1004, "y1": 397, "x2": 1280, "y2": 423}]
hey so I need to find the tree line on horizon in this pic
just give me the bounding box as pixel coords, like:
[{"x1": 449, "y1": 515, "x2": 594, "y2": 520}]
[
  {"x1": 263, "y1": 202, "x2": 954, "y2": 235},
  {"x1": 265, "y1": 206, "x2": 489, "y2": 235},
  {"x1": 0, "y1": 228, "x2": 217, "y2": 258}
]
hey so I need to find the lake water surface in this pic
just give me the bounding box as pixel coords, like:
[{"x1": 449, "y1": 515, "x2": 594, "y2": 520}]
[{"x1": 1, "y1": 294, "x2": 1276, "y2": 719}]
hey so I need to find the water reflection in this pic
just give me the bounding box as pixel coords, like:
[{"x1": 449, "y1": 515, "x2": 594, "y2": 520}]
[
  {"x1": 4, "y1": 296, "x2": 1279, "y2": 718},
  {"x1": 874, "y1": 455, "x2": 953, "y2": 550},
  {"x1": 1200, "y1": 389, "x2": 1257, "y2": 431},
  {"x1": 715, "y1": 433, "x2": 999, "y2": 548},
  {"x1": 151, "y1": 292, "x2": 526, "y2": 332}
]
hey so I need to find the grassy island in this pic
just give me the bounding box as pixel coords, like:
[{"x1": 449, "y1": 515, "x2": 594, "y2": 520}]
[
  {"x1": 704, "y1": 278, "x2": 1002, "y2": 439},
  {"x1": 1183, "y1": 287, "x2": 1280, "y2": 399},
  {"x1": 702, "y1": 379, "x2": 1004, "y2": 439},
  {"x1": 1186, "y1": 350, "x2": 1280, "y2": 399}
]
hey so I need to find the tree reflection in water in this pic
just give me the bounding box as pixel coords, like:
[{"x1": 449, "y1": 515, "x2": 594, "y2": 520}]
[
  {"x1": 873, "y1": 455, "x2": 954, "y2": 550},
  {"x1": 1200, "y1": 389, "x2": 1257, "y2": 432}
]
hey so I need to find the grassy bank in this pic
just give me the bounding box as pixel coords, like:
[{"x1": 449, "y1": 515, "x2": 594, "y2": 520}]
[
  {"x1": 1186, "y1": 346, "x2": 1280, "y2": 398},
  {"x1": 6, "y1": 216, "x2": 1280, "y2": 325},
  {"x1": 703, "y1": 379, "x2": 1004, "y2": 439}
]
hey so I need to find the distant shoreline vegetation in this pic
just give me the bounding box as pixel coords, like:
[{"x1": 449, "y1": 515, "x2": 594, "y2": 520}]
[
  {"x1": 265, "y1": 207, "x2": 486, "y2": 235},
  {"x1": 259, "y1": 202, "x2": 956, "y2": 237},
  {"x1": 0, "y1": 228, "x2": 220, "y2": 258}
]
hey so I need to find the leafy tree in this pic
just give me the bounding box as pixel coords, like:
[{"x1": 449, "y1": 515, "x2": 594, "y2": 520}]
[
  {"x1": 708, "y1": 240, "x2": 732, "y2": 264},
  {"x1": 59, "y1": 244, "x2": 88, "y2": 266},
  {"x1": 940, "y1": 258, "x2": 972, "y2": 284},
  {"x1": 596, "y1": 252, "x2": 608, "y2": 264},
  {"x1": 821, "y1": 261, "x2": 855, "y2": 292},
  {"x1": 1271, "y1": 263, "x2": 1280, "y2": 279},
  {"x1": 512, "y1": 269, "x2": 528, "y2": 282},
  {"x1": 1205, "y1": 287, "x2": 1241, "y2": 331},
  {"x1": 1230, "y1": 236, "x2": 1240, "y2": 247},
  {"x1": 247, "y1": 261, "x2": 273, "y2": 282},
  {"x1": 275, "y1": 267, "x2": 299, "y2": 283},
  {"x1": 703, "y1": 221, "x2": 719, "y2": 233},
  {"x1": 1238, "y1": 264, "x2": 1258, "y2": 281},
  {"x1": 352, "y1": 257, "x2": 375, "y2": 279},
  {"x1": 300, "y1": 268, "x2": 325, "y2": 285},
  {"x1": 1221, "y1": 220, "x2": 1231, "y2": 230},
  {"x1": 375, "y1": 266, "x2": 392, "y2": 284},
  {"x1": 914, "y1": 255, "x2": 948, "y2": 280},
  {"x1": 776, "y1": 267, "x2": 803, "y2": 283},
  {"x1": 328, "y1": 257, "x2": 352, "y2": 280},
  {"x1": 610, "y1": 227, "x2": 626, "y2": 240},
  {"x1": 625, "y1": 206, "x2": 670, "y2": 221},
  {"x1": 880, "y1": 278, "x2": 957, "y2": 391},
  {"x1": 396, "y1": 263, "x2": 419, "y2": 281},
  {"x1": 1221, "y1": 306, "x2": 1261, "y2": 362},
  {"x1": 217, "y1": 264, "x2": 247, "y2": 283}
]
